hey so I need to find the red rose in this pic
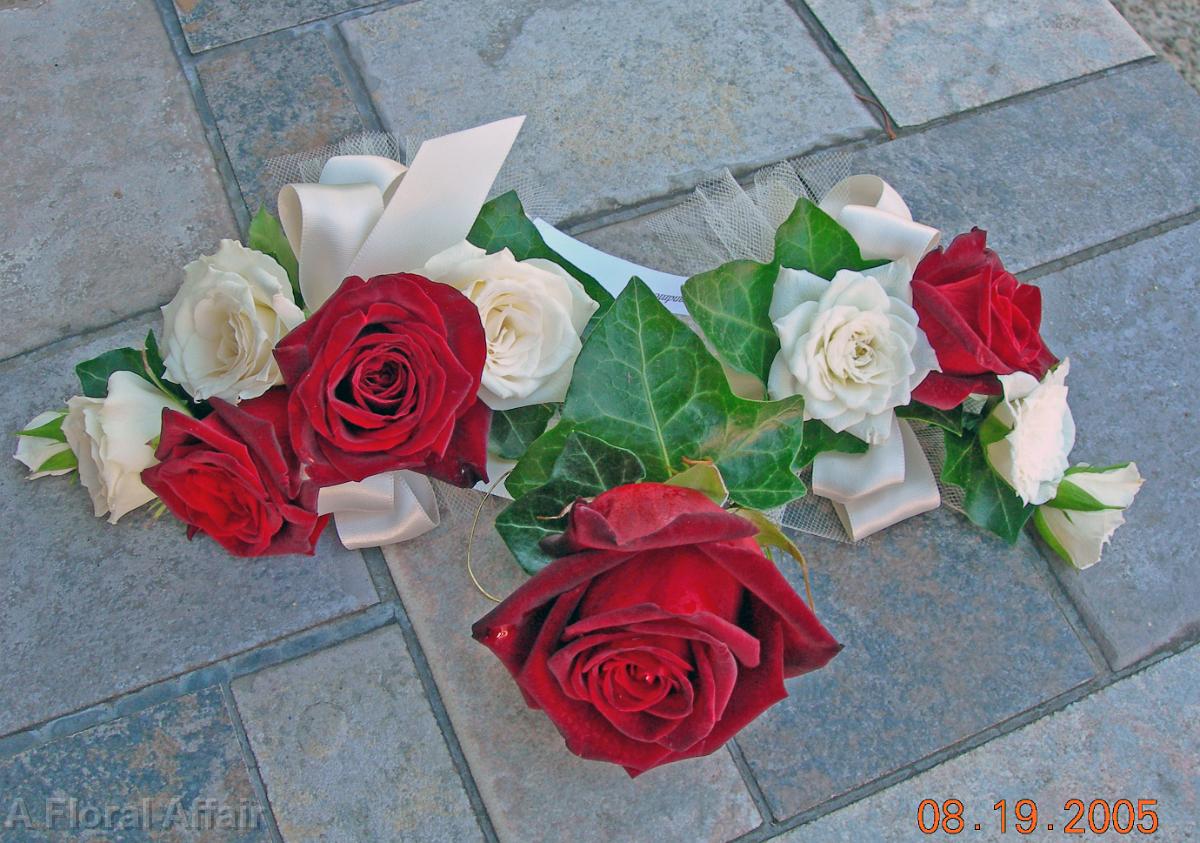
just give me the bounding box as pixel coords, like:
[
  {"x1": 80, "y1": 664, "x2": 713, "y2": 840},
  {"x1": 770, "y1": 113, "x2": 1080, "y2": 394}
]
[
  {"x1": 911, "y1": 229, "x2": 1057, "y2": 409},
  {"x1": 142, "y1": 389, "x2": 328, "y2": 557},
  {"x1": 274, "y1": 273, "x2": 490, "y2": 488},
  {"x1": 473, "y1": 483, "x2": 840, "y2": 775}
]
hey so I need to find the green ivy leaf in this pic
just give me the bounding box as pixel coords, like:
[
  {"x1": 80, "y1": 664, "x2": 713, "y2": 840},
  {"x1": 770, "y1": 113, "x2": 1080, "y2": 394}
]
[
  {"x1": 795, "y1": 419, "x2": 869, "y2": 469},
  {"x1": 682, "y1": 260, "x2": 780, "y2": 385},
  {"x1": 896, "y1": 402, "x2": 965, "y2": 435},
  {"x1": 75, "y1": 348, "x2": 152, "y2": 398},
  {"x1": 774, "y1": 198, "x2": 888, "y2": 280},
  {"x1": 495, "y1": 432, "x2": 645, "y2": 573},
  {"x1": 941, "y1": 429, "x2": 1033, "y2": 544},
  {"x1": 17, "y1": 413, "x2": 67, "y2": 443},
  {"x1": 664, "y1": 460, "x2": 728, "y2": 505},
  {"x1": 489, "y1": 403, "x2": 556, "y2": 461},
  {"x1": 468, "y1": 191, "x2": 613, "y2": 331},
  {"x1": 248, "y1": 207, "x2": 302, "y2": 308},
  {"x1": 507, "y1": 278, "x2": 808, "y2": 510},
  {"x1": 36, "y1": 449, "x2": 78, "y2": 473}
]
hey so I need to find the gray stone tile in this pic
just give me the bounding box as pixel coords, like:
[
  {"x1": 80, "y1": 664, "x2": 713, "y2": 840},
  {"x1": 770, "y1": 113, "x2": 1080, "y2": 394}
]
[
  {"x1": 580, "y1": 62, "x2": 1200, "y2": 281},
  {"x1": 1034, "y1": 221, "x2": 1200, "y2": 669},
  {"x1": 779, "y1": 647, "x2": 1200, "y2": 841},
  {"x1": 736, "y1": 506, "x2": 1098, "y2": 819},
  {"x1": 0, "y1": 0, "x2": 237, "y2": 360},
  {"x1": 0, "y1": 687, "x2": 269, "y2": 841},
  {"x1": 197, "y1": 28, "x2": 365, "y2": 215},
  {"x1": 381, "y1": 488, "x2": 762, "y2": 843},
  {"x1": 854, "y1": 63, "x2": 1200, "y2": 274},
  {"x1": 174, "y1": 0, "x2": 374, "y2": 53},
  {"x1": 342, "y1": 0, "x2": 877, "y2": 224},
  {"x1": 232, "y1": 626, "x2": 481, "y2": 842},
  {"x1": 808, "y1": 0, "x2": 1151, "y2": 126},
  {"x1": 0, "y1": 317, "x2": 377, "y2": 738}
]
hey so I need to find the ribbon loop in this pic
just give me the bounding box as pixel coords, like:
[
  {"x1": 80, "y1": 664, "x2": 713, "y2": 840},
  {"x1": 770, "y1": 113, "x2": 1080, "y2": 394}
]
[
  {"x1": 820, "y1": 174, "x2": 940, "y2": 266},
  {"x1": 317, "y1": 470, "x2": 440, "y2": 550}
]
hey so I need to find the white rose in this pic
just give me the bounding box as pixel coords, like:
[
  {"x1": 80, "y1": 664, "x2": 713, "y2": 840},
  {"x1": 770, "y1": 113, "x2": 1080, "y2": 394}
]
[
  {"x1": 63, "y1": 371, "x2": 180, "y2": 523},
  {"x1": 161, "y1": 240, "x2": 305, "y2": 403},
  {"x1": 1035, "y1": 463, "x2": 1143, "y2": 569},
  {"x1": 13, "y1": 410, "x2": 75, "y2": 479},
  {"x1": 984, "y1": 360, "x2": 1075, "y2": 506},
  {"x1": 422, "y1": 242, "x2": 597, "y2": 410},
  {"x1": 766, "y1": 267, "x2": 938, "y2": 443}
]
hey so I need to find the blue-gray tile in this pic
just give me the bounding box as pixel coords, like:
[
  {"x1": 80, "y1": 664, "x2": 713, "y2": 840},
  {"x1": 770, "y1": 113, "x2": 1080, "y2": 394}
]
[
  {"x1": 197, "y1": 28, "x2": 365, "y2": 216},
  {"x1": 381, "y1": 489, "x2": 762, "y2": 843},
  {"x1": 0, "y1": 317, "x2": 377, "y2": 738},
  {"x1": 1035, "y1": 221, "x2": 1200, "y2": 669},
  {"x1": 853, "y1": 62, "x2": 1200, "y2": 275},
  {"x1": 806, "y1": 0, "x2": 1150, "y2": 126},
  {"x1": 779, "y1": 647, "x2": 1200, "y2": 841},
  {"x1": 0, "y1": 687, "x2": 269, "y2": 841},
  {"x1": 342, "y1": 0, "x2": 878, "y2": 224},
  {"x1": 232, "y1": 626, "x2": 482, "y2": 842},
  {"x1": 1, "y1": 0, "x2": 237, "y2": 359},
  {"x1": 737, "y1": 506, "x2": 1098, "y2": 819},
  {"x1": 578, "y1": 63, "x2": 1200, "y2": 282},
  {"x1": 174, "y1": 0, "x2": 375, "y2": 53}
]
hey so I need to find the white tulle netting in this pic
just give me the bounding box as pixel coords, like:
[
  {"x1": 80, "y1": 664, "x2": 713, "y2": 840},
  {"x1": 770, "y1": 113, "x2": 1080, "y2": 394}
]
[{"x1": 264, "y1": 131, "x2": 570, "y2": 225}]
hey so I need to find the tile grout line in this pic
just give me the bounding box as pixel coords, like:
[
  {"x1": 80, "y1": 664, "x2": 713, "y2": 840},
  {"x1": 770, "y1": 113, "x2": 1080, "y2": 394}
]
[
  {"x1": 0, "y1": 603, "x2": 395, "y2": 760},
  {"x1": 322, "y1": 22, "x2": 388, "y2": 135},
  {"x1": 149, "y1": 0, "x2": 251, "y2": 236},
  {"x1": 726, "y1": 738, "x2": 777, "y2": 828},
  {"x1": 387, "y1": 591, "x2": 502, "y2": 843},
  {"x1": 738, "y1": 637, "x2": 1200, "y2": 841},
  {"x1": 220, "y1": 682, "x2": 286, "y2": 843},
  {"x1": 782, "y1": 0, "x2": 896, "y2": 133}
]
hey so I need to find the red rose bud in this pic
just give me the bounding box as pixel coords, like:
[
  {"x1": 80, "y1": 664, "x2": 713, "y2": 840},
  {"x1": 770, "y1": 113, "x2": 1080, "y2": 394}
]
[
  {"x1": 141, "y1": 389, "x2": 328, "y2": 557},
  {"x1": 274, "y1": 273, "x2": 491, "y2": 488},
  {"x1": 472, "y1": 482, "x2": 841, "y2": 776},
  {"x1": 910, "y1": 229, "x2": 1058, "y2": 409}
]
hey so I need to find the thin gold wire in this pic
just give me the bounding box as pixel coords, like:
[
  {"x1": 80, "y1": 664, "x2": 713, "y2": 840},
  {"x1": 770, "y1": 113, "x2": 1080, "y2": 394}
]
[{"x1": 465, "y1": 471, "x2": 512, "y2": 603}]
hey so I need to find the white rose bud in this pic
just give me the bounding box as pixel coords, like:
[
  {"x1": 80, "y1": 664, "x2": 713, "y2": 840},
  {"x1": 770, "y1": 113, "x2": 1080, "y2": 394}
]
[
  {"x1": 63, "y1": 371, "x2": 180, "y2": 523},
  {"x1": 984, "y1": 360, "x2": 1075, "y2": 506},
  {"x1": 767, "y1": 267, "x2": 939, "y2": 443},
  {"x1": 161, "y1": 240, "x2": 305, "y2": 403},
  {"x1": 422, "y1": 242, "x2": 598, "y2": 410},
  {"x1": 13, "y1": 410, "x2": 76, "y2": 478},
  {"x1": 1035, "y1": 462, "x2": 1144, "y2": 569}
]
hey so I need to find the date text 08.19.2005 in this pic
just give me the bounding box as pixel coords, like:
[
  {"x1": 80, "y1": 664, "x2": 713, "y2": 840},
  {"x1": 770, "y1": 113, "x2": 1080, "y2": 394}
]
[{"x1": 917, "y1": 798, "x2": 1160, "y2": 835}]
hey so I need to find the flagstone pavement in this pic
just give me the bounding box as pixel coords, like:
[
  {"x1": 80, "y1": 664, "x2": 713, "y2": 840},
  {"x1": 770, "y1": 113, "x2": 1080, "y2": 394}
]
[{"x1": 1, "y1": 1, "x2": 1197, "y2": 841}]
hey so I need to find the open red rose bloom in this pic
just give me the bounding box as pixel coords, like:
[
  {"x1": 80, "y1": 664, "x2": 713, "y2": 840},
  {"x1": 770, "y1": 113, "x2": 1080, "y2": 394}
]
[
  {"x1": 911, "y1": 229, "x2": 1057, "y2": 409},
  {"x1": 274, "y1": 272, "x2": 491, "y2": 488},
  {"x1": 473, "y1": 482, "x2": 841, "y2": 775},
  {"x1": 142, "y1": 389, "x2": 328, "y2": 557}
]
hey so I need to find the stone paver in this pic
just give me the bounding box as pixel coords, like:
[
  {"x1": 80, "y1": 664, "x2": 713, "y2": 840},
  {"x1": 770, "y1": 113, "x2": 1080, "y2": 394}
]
[
  {"x1": 778, "y1": 646, "x2": 1200, "y2": 841},
  {"x1": 582, "y1": 62, "x2": 1200, "y2": 280},
  {"x1": 0, "y1": 687, "x2": 269, "y2": 841},
  {"x1": 197, "y1": 28, "x2": 365, "y2": 215},
  {"x1": 1112, "y1": 0, "x2": 1200, "y2": 90},
  {"x1": 0, "y1": 317, "x2": 377, "y2": 738},
  {"x1": 173, "y1": 0, "x2": 374, "y2": 53},
  {"x1": 232, "y1": 626, "x2": 481, "y2": 842},
  {"x1": 342, "y1": 0, "x2": 878, "y2": 224},
  {"x1": 382, "y1": 488, "x2": 763, "y2": 843},
  {"x1": 736, "y1": 506, "x2": 1098, "y2": 820},
  {"x1": 1034, "y1": 221, "x2": 1200, "y2": 670},
  {"x1": 0, "y1": 0, "x2": 237, "y2": 360},
  {"x1": 806, "y1": 0, "x2": 1150, "y2": 127}
]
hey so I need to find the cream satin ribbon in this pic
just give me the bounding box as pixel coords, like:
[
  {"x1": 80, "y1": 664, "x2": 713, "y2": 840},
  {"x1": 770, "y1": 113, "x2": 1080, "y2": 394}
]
[
  {"x1": 283, "y1": 117, "x2": 525, "y2": 547},
  {"x1": 807, "y1": 174, "x2": 942, "y2": 539}
]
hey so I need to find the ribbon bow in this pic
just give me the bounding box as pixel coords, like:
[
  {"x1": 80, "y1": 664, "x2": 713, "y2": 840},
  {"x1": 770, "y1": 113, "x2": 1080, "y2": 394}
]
[{"x1": 279, "y1": 117, "x2": 524, "y2": 547}]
